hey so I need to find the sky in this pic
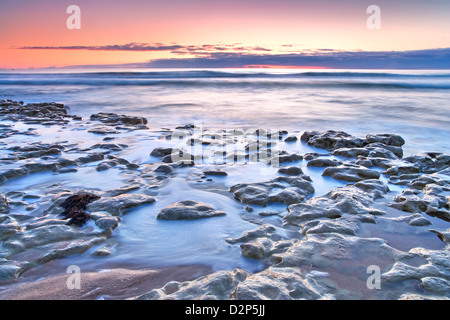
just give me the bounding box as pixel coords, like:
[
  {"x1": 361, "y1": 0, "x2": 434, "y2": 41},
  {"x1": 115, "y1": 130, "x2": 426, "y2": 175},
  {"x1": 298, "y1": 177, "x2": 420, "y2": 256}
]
[{"x1": 1, "y1": 0, "x2": 450, "y2": 69}]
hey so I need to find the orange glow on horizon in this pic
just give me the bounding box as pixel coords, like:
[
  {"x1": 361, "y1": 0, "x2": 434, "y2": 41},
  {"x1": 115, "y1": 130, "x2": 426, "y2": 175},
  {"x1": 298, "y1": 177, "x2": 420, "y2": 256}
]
[{"x1": 244, "y1": 65, "x2": 329, "y2": 69}]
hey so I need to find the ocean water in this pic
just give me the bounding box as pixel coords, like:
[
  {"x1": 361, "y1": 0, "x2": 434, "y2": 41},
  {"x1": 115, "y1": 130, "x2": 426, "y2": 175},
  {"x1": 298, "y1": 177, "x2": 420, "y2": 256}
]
[
  {"x1": 1, "y1": 69, "x2": 450, "y2": 298},
  {"x1": 1, "y1": 68, "x2": 450, "y2": 156}
]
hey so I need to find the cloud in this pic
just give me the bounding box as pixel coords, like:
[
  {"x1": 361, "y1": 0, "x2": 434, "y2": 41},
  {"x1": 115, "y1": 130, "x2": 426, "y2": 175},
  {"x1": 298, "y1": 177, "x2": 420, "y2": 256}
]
[
  {"x1": 15, "y1": 42, "x2": 273, "y2": 56},
  {"x1": 145, "y1": 47, "x2": 450, "y2": 69},
  {"x1": 16, "y1": 42, "x2": 450, "y2": 69}
]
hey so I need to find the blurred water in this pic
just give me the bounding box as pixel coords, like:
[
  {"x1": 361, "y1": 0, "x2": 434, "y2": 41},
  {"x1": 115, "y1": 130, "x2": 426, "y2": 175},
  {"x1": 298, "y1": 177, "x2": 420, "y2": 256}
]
[{"x1": 1, "y1": 68, "x2": 450, "y2": 156}]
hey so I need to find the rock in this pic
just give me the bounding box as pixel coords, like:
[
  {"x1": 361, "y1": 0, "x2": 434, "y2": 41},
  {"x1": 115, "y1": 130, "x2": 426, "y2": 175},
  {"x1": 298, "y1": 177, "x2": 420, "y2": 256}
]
[
  {"x1": 354, "y1": 179, "x2": 390, "y2": 199},
  {"x1": 226, "y1": 225, "x2": 278, "y2": 244},
  {"x1": 301, "y1": 217, "x2": 361, "y2": 236},
  {"x1": 0, "y1": 263, "x2": 21, "y2": 282},
  {"x1": 154, "y1": 164, "x2": 173, "y2": 174},
  {"x1": 87, "y1": 194, "x2": 156, "y2": 216},
  {"x1": 0, "y1": 194, "x2": 9, "y2": 213},
  {"x1": 284, "y1": 184, "x2": 386, "y2": 226},
  {"x1": 203, "y1": 170, "x2": 228, "y2": 176},
  {"x1": 385, "y1": 164, "x2": 421, "y2": 176},
  {"x1": 90, "y1": 112, "x2": 148, "y2": 126},
  {"x1": 323, "y1": 164, "x2": 380, "y2": 182},
  {"x1": 134, "y1": 269, "x2": 250, "y2": 300},
  {"x1": 421, "y1": 277, "x2": 450, "y2": 296},
  {"x1": 365, "y1": 134, "x2": 405, "y2": 147},
  {"x1": 76, "y1": 153, "x2": 105, "y2": 164},
  {"x1": 157, "y1": 200, "x2": 226, "y2": 220},
  {"x1": 234, "y1": 267, "x2": 325, "y2": 300},
  {"x1": 87, "y1": 126, "x2": 120, "y2": 134},
  {"x1": 277, "y1": 166, "x2": 303, "y2": 176},
  {"x1": 0, "y1": 101, "x2": 69, "y2": 120},
  {"x1": 95, "y1": 216, "x2": 120, "y2": 234},
  {"x1": 301, "y1": 130, "x2": 365, "y2": 150},
  {"x1": 284, "y1": 136, "x2": 298, "y2": 142},
  {"x1": 230, "y1": 176, "x2": 314, "y2": 206},
  {"x1": 92, "y1": 247, "x2": 112, "y2": 257},
  {"x1": 150, "y1": 147, "x2": 174, "y2": 157},
  {"x1": 307, "y1": 159, "x2": 341, "y2": 167}
]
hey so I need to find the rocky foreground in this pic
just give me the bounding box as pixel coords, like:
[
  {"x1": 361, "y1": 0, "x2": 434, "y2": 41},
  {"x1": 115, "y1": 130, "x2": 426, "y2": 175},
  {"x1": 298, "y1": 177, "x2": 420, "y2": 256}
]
[{"x1": 0, "y1": 100, "x2": 449, "y2": 300}]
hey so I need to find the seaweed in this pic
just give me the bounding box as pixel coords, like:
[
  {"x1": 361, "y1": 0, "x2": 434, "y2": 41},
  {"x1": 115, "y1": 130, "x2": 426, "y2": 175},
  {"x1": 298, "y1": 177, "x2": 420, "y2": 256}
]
[{"x1": 59, "y1": 193, "x2": 101, "y2": 227}]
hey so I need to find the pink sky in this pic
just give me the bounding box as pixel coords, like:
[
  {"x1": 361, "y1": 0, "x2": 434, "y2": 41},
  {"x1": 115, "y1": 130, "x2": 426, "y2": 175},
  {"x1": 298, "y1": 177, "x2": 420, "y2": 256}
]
[{"x1": 1, "y1": 0, "x2": 449, "y2": 68}]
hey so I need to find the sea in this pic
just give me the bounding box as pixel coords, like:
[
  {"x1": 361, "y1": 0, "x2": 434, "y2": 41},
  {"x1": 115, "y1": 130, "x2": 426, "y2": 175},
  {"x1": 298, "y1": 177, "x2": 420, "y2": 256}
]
[{"x1": 1, "y1": 68, "x2": 450, "y2": 156}]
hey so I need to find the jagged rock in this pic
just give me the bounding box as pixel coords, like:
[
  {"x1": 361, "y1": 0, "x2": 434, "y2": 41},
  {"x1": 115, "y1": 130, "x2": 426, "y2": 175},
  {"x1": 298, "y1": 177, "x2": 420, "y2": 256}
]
[
  {"x1": 323, "y1": 164, "x2": 380, "y2": 182},
  {"x1": 230, "y1": 176, "x2": 314, "y2": 206},
  {"x1": 0, "y1": 194, "x2": 9, "y2": 213},
  {"x1": 90, "y1": 112, "x2": 148, "y2": 126},
  {"x1": 365, "y1": 134, "x2": 405, "y2": 147},
  {"x1": 307, "y1": 158, "x2": 341, "y2": 167},
  {"x1": 301, "y1": 130, "x2": 365, "y2": 150},
  {"x1": 157, "y1": 200, "x2": 226, "y2": 220}
]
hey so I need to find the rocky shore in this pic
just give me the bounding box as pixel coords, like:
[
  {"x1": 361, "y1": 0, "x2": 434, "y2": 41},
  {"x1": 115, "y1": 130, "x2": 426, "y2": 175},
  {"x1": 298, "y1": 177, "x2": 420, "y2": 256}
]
[{"x1": 0, "y1": 99, "x2": 449, "y2": 300}]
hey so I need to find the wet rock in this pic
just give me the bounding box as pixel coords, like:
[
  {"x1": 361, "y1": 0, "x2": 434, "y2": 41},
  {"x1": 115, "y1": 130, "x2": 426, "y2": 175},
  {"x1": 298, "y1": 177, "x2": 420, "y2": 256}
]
[
  {"x1": 150, "y1": 147, "x2": 175, "y2": 157},
  {"x1": 277, "y1": 166, "x2": 303, "y2": 176},
  {"x1": 203, "y1": 169, "x2": 228, "y2": 176},
  {"x1": 90, "y1": 143, "x2": 127, "y2": 151},
  {"x1": 301, "y1": 130, "x2": 365, "y2": 150},
  {"x1": 284, "y1": 184, "x2": 387, "y2": 227},
  {"x1": 92, "y1": 247, "x2": 112, "y2": 257},
  {"x1": 95, "y1": 217, "x2": 119, "y2": 234},
  {"x1": 230, "y1": 176, "x2": 314, "y2": 206},
  {"x1": 0, "y1": 263, "x2": 21, "y2": 282},
  {"x1": 354, "y1": 179, "x2": 390, "y2": 199},
  {"x1": 96, "y1": 160, "x2": 117, "y2": 171},
  {"x1": 284, "y1": 136, "x2": 298, "y2": 142},
  {"x1": 323, "y1": 164, "x2": 380, "y2": 182},
  {"x1": 157, "y1": 200, "x2": 226, "y2": 220},
  {"x1": 88, "y1": 126, "x2": 120, "y2": 134},
  {"x1": 430, "y1": 229, "x2": 450, "y2": 245},
  {"x1": 135, "y1": 269, "x2": 250, "y2": 300},
  {"x1": 87, "y1": 194, "x2": 156, "y2": 216},
  {"x1": 365, "y1": 142, "x2": 404, "y2": 158},
  {"x1": 90, "y1": 112, "x2": 148, "y2": 126},
  {"x1": 271, "y1": 153, "x2": 303, "y2": 164},
  {"x1": 154, "y1": 164, "x2": 173, "y2": 174},
  {"x1": 0, "y1": 194, "x2": 9, "y2": 213},
  {"x1": 0, "y1": 101, "x2": 69, "y2": 120},
  {"x1": 307, "y1": 158, "x2": 341, "y2": 167},
  {"x1": 403, "y1": 153, "x2": 450, "y2": 174},
  {"x1": 226, "y1": 225, "x2": 278, "y2": 244},
  {"x1": 235, "y1": 267, "x2": 327, "y2": 300},
  {"x1": 0, "y1": 216, "x2": 21, "y2": 241},
  {"x1": 275, "y1": 233, "x2": 409, "y2": 271},
  {"x1": 390, "y1": 213, "x2": 432, "y2": 227},
  {"x1": 76, "y1": 153, "x2": 105, "y2": 164},
  {"x1": 301, "y1": 217, "x2": 361, "y2": 236},
  {"x1": 365, "y1": 134, "x2": 405, "y2": 147},
  {"x1": 384, "y1": 164, "x2": 420, "y2": 176}
]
